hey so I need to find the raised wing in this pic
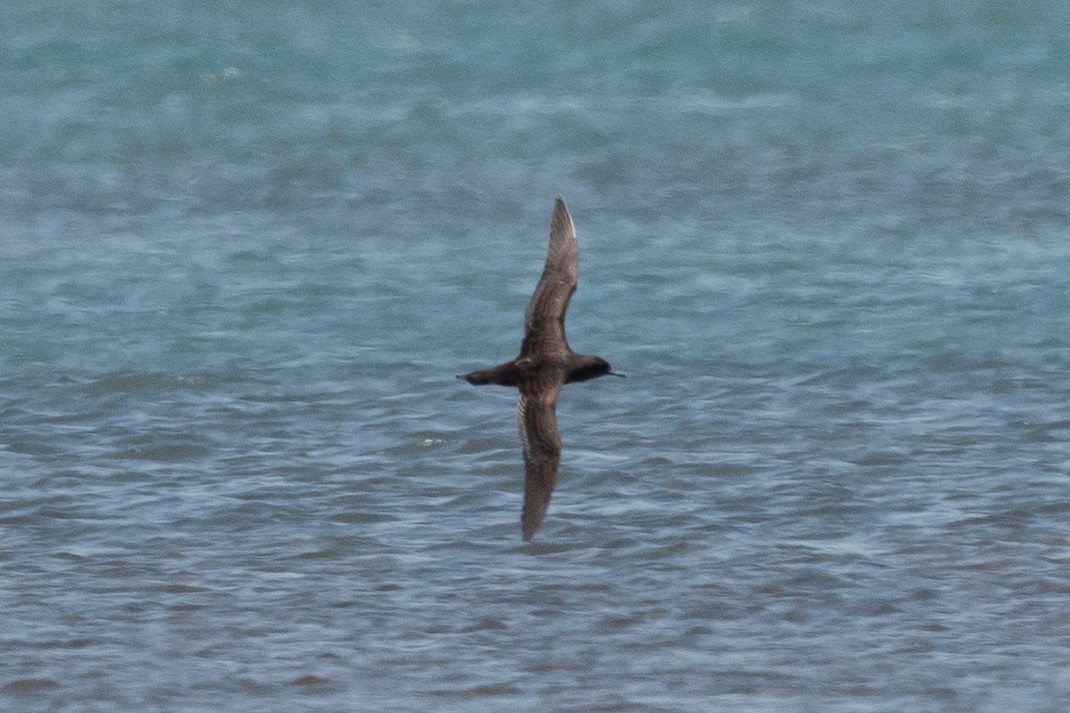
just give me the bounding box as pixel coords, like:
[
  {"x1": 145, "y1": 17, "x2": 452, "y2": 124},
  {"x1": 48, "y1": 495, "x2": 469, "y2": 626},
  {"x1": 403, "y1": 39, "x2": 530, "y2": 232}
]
[
  {"x1": 521, "y1": 197, "x2": 579, "y2": 358},
  {"x1": 517, "y1": 387, "x2": 563, "y2": 540}
]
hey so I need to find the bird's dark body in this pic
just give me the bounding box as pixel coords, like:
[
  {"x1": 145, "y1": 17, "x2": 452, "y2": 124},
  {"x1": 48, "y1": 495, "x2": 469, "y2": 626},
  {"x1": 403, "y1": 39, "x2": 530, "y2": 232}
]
[{"x1": 459, "y1": 197, "x2": 621, "y2": 540}]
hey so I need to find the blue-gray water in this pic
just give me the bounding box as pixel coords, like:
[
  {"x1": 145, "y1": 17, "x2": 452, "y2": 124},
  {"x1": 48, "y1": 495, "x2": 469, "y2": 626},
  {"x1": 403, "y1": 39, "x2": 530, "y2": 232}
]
[{"x1": 4, "y1": 2, "x2": 1070, "y2": 711}]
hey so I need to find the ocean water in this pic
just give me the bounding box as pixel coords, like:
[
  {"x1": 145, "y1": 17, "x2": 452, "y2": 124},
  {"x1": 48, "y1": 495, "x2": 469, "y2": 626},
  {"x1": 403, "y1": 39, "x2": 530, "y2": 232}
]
[{"x1": 3, "y1": 2, "x2": 1070, "y2": 711}]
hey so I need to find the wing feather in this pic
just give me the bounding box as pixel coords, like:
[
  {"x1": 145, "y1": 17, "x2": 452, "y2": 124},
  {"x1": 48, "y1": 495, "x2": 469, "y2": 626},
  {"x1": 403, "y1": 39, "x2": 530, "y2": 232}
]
[
  {"x1": 517, "y1": 388, "x2": 563, "y2": 540},
  {"x1": 521, "y1": 197, "x2": 578, "y2": 358}
]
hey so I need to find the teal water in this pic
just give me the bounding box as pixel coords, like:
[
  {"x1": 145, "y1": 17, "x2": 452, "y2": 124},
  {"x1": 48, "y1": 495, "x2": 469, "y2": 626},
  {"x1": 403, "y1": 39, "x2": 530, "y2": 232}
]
[{"x1": 4, "y1": 3, "x2": 1070, "y2": 711}]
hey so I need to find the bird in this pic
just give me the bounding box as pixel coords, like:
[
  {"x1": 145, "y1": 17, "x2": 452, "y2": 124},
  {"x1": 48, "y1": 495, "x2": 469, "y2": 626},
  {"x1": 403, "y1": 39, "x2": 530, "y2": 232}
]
[{"x1": 458, "y1": 197, "x2": 623, "y2": 540}]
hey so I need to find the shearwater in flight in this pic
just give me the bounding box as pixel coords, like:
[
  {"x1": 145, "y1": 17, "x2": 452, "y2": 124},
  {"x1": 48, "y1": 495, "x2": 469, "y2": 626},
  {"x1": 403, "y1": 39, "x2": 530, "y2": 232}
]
[{"x1": 459, "y1": 197, "x2": 622, "y2": 540}]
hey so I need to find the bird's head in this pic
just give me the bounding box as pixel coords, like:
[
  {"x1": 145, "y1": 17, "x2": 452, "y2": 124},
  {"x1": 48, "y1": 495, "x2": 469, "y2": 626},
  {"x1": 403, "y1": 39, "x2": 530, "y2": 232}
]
[{"x1": 567, "y1": 356, "x2": 625, "y2": 383}]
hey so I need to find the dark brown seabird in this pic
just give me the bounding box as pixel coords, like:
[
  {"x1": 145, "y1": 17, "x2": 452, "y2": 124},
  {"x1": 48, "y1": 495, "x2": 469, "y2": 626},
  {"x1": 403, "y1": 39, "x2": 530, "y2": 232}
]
[{"x1": 458, "y1": 197, "x2": 623, "y2": 540}]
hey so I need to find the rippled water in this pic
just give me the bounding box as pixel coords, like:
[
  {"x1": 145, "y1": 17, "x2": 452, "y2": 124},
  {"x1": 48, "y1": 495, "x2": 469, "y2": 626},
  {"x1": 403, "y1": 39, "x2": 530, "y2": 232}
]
[{"x1": 4, "y1": 2, "x2": 1070, "y2": 711}]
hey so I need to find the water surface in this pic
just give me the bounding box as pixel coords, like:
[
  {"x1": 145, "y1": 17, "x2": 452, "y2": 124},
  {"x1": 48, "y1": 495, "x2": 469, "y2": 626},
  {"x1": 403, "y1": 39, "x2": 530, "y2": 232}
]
[{"x1": 3, "y1": 2, "x2": 1070, "y2": 711}]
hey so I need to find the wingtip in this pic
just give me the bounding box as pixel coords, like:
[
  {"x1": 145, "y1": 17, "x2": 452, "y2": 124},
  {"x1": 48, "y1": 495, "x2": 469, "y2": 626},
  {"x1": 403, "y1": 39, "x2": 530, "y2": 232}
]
[
  {"x1": 521, "y1": 514, "x2": 538, "y2": 541},
  {"x1": 521, "y1": 508, "x2": 545, "y2": 541},
  {"x1": 550, "y1": 196, "x2": 575, "y2": 239},
  {"x1": 552, "y1": 196, "x2": 570, "y2": 218}
]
